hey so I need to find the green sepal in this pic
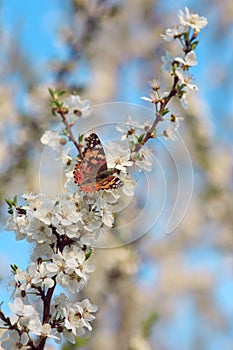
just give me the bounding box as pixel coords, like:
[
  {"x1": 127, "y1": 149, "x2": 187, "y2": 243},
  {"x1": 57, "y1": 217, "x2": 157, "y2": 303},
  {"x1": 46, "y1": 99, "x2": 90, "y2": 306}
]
[
  {"x1": 137, "y1": 133, "x2": 145, "y2": 143},
  {"x1": 48, "y1": 87, "x2": 55, "y2": 99},
  {"x1": 161, "y1": 108, "x2": 169, "y2": 116},
  {"x1": 142, "y1": 311, "x2": 159, "y2": 338},
  {"x1": 5, "y1": 195, "x2": 18, "y2": 214},
  {"x1": 58, "y1": 90, "x2": 66, "y2": 97},
  {"x1": 78, "y1": 134, "x2": 84, "y2": 143},
  {"x1": 13, "y1": 195, "x2": 17, "y2": 206},
  {"x1": 85, "y1": 247, "x2": 93, "y2": 260},
  {"x1": 191, "y1": 41, "x2": 199, "y2": 50}
]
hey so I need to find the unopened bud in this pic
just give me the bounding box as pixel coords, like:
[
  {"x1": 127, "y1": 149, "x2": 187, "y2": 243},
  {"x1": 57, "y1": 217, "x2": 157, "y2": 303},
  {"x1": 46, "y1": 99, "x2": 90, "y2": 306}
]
[
  {"x1": 73, "y1": 109, "x2": 82, "y2": 117},
  {"x1": 62, "y1": 107, "x2": 69, "y2": 114},
  {"x1": 170, "y1": 114, "x2": 176, "y2": 122},
  {"x1": 59, "y1": 138, "x2": 67, "y2": 146}
]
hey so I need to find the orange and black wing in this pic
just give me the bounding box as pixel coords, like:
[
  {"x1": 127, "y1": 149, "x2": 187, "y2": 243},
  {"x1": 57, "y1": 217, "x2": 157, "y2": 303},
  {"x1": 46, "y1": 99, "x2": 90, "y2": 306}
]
[{"x1": 73, "y1": 133, "x2": 123, "y2": 192}]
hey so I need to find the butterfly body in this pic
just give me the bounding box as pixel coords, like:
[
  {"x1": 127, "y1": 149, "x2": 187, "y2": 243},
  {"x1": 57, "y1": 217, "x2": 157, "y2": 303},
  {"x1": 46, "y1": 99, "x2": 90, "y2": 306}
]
[{"x1": 73, "y1": 133, "x2": 123, "y2": 192}]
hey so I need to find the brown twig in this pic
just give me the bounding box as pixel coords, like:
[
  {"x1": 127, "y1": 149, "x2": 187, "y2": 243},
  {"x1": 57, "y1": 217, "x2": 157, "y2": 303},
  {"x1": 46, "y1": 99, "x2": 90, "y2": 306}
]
[
  {"x1": 57, "y1": 108, "x2": 83, "y2": 157},
  {"x1": 36, "y1": 282, "x2": 57, "y2": 350},
  {"x1": 134, "y1": 112, "x2": 163, "y2": 152},
  {"x1": 135, "y1": 75, "x2": 179, "y2": 153}
]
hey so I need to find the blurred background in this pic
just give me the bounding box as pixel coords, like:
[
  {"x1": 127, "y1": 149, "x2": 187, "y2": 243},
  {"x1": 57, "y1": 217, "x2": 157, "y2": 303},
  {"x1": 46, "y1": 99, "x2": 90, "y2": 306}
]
[{"x1": 0, "y1": 0, "x2": 233, "y2": 349}]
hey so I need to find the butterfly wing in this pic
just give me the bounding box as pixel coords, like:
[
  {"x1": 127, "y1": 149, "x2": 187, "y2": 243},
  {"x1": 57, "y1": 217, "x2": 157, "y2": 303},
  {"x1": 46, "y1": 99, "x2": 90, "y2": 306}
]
[{"x1": 73, "y1": 133, "x2": 123, "y2": 192}]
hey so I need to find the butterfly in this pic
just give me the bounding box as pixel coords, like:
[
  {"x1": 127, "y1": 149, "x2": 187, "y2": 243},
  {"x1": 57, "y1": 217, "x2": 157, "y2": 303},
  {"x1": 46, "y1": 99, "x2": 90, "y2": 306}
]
[{"x1": 73, "y1": 133, "x2": 123, "y2": 192}]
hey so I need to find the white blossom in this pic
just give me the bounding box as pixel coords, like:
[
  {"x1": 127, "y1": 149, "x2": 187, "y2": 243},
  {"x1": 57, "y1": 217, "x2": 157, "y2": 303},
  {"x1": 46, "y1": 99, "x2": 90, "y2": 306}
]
[
  {"x1": 175, "y1": 51, "x2": 197, "y2": 67},
  {"x1": 132, "y1": 148, "x2": 154, "y2": 172},
  {"x1": 116, "y1": 116, "x2": 151, "y2": 142},
  {"x1": 63, "y1": 299, "x2": 98, "y2": 336},
  {"x1": 50, "y1": 294, "x2": 68, "y2": 317},
  {"x1": 161, "y1": 24, "x2": 188, "y2": 41},
  {"x1": 52, "y1": 199, "x2": 83, "y2": 226},
  {"x1": 161, "y1": 50, "x2": 175, "y2": 72},
  {"x1": 56, "y1": 223, "x2": 81, "y2": 239},
  {"x1": 40, "y1": 131, "x2": 70, "y2": 162},
  {"x1": 33, "y1": 241, "x2": 55, "y2": 259},
  {"x1": 40, "y1": 130, "x2": 63, "y2": 151},
  {"x1": 99, "y1": 204, "x2": 114, "y2": 227},
  {"x1": 9, "y1": 297, "x2": 39, "y2": 320},
  {"x1": 5, "y1": 208, "x2": 28, "y2": 241},
  {"x1": 30, "y1": 322, "x2": 60, "y2": 340},
  {"x1": 163, "y1": 125, "x2": 178, "y2": 141},
  {"x1": 27, "y1": 217, "x2": 53, "y2": 243},
  {"x1": 33, "y1": 198, "x2": 56, "y2": 226},
  {"x1": 105, "y1": 142, "x2": 134, "y2": 173},
  {"x1": 176, "y1": 68, "x2": 198, "y2": 90},
  {"x1": 141, "y1": 91, "x2": 158, "y2": 104},
  {"x1": 62, "y1": 329, "x2": 76, "y2": 344},
  {"x1": 14, "y1": 268, "x2": 32, "y2": 296},
  {"x1": 64, "y1": 95, "x2": 91, "y2": 119},
  {"x1": 53, "y1": 245, "x2": 95, "y2": 293},
  {"x1": 147, "y1": 78, "x2": 161, "y2": 90},
  {"x1": 178, "y1": 7, "x2": 208, "y2": 32},
  {"x1": 31, "y1": 262, "x2": 58, "y2": 289},
  {"x1": 57, "y1": 150, "x2": 73, "y2": 165},
  {"x1": 1, "y1": 330, "x2": 30, "y2": 350},
  {"x1": 121, "y1": 177, "x2": 136, "y2": 197},
  {"x1": 81, "y1": 209, "x2": 102, "y2": 234},
  {"x1": 22, "y1": 192, "x2": 44, "y2": 210}
]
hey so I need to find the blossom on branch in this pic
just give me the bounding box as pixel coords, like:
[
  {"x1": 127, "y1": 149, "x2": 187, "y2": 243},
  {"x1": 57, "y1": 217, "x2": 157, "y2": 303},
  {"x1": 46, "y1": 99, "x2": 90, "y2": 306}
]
[
  {"x1": 1, "y1": 7, "x2": 207, "y2": 349},
  {"x1": 178, "y1": 7, "x2": 208, "y2": 32},
  {"x1": 64, "y1": 94, "x2": 92, "y2": 119}
]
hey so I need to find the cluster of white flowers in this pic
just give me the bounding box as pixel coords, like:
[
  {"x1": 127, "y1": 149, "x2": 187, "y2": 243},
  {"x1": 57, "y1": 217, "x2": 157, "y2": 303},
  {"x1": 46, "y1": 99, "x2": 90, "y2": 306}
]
[
  {"x1": 1, "y1": 7, "x2": 207, "y2": 350},
  {"x1": 64, "y1": 94, "x2": 92, "y2": 120},
  {"x1": 140, "y1": 7, "x2": 207, "y2": 145},
  {"x1": 2, "y1": 191, "x2": 102, "y2": 348},
  {"x1": 116, "y1": 116, "x2": 155, "y2": 172},
  {"x1": 161, "y1": 7, "x2": 208, "y2": 41},
  {"x1": 2, "y1": 132, "x2": 139, "y2": 348},
  {"x1": 161, "y1": 7, "x2": 207, "y2": 110},
  {"x1": 1, "y1": 295, "x2": 97, "y2": 347}
]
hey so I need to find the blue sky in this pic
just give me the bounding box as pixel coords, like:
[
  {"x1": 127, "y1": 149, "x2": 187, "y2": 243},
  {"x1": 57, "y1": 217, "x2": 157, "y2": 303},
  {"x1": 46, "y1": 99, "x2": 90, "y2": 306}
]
[{"x1": 2, "y1": 0, "x2": 67, "y2": 61}]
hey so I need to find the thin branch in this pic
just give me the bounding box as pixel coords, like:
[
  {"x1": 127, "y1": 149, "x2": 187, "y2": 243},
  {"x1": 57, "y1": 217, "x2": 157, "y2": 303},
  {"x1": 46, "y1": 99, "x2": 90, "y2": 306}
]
[
  {"x1": 57, "y1": 108, "x2": 83, "y2": 157},
  {"x1": 135, "y1": 75, "x2": 179, "y2": 152},
  {"x1": 134, "y1": 112, "x2": 163, "y2": 152},
  {"x1": 36, "y1": 282, "x2": 57, "y2": 350}
]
